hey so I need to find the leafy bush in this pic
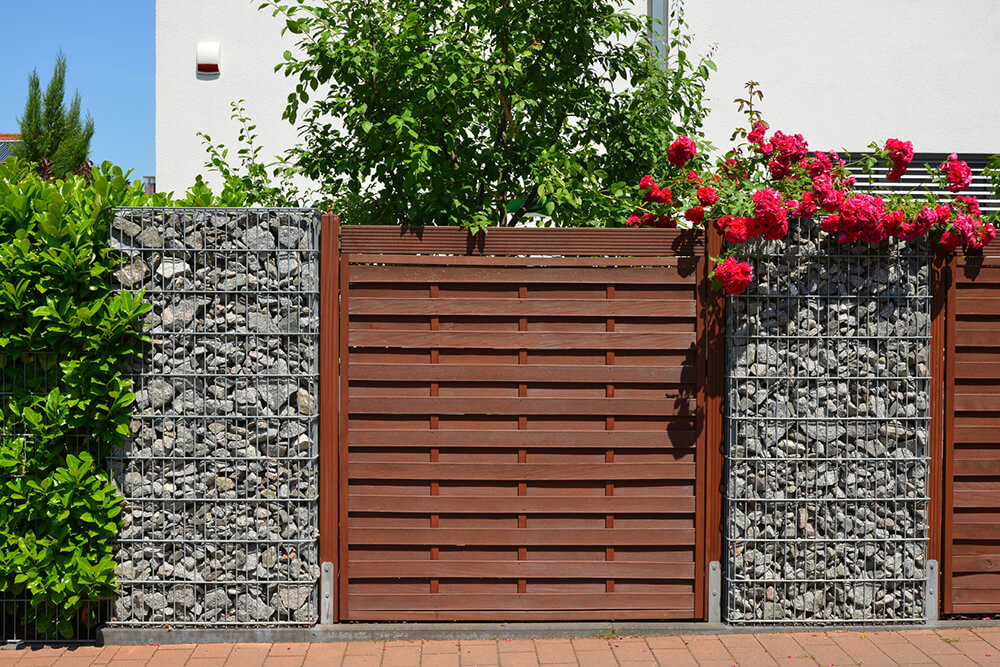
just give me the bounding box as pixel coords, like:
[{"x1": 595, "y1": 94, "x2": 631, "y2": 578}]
[
  {"x1": 244, "y1": 0, "x2": 714, "y2": 231},
  {"x1": 0, "y1": 158, "x2": 152, "y2": 638}
]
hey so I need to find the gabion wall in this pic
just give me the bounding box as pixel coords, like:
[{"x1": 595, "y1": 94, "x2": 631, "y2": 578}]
[
  {"x1": 107, "y1": 208, "x2": 320, "y2": 626},
  {"x1": 725, "y1": 223, "x2": 930, "y2": 624}
]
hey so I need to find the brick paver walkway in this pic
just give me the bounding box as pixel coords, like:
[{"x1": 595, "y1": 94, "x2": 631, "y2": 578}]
[{"x1": 4, "y1": 628, "x2": 1000, "y2": 666}]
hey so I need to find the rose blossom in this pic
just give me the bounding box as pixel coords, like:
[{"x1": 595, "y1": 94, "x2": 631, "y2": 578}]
[
  {"x1": 697, "y1": 186, "x2": 719, "y2": 206},
  {"x1": 714, "y1": 257, "x2": 754, "y2": 295},
  {"x1": 746, "y1": 121, "x2": 767, "y2": 145},
  {"x1": 885, "y1": 138, "x2": 914, "y2": 182},
  {"x1": 684, "y1": 206, "x2": 705, "y2": 224},
  {"x1": 724, "y1": 217, "x2": 750, "y2": 244},
  {"x1": 751, "y1": 187, "x2": 789, "y2": 240},
  {"x1": 940, "y1": 153, "x2": 973, "y2": 193},
  {"x1": 939, "y1": 230, "x2": 962, "y2": 250},
  {"x1": 645, "y1": 186, "x2": 673, "y2": 205},
  {"x1": 668, "y1": 135, "x2": 698, "y2": 167}
]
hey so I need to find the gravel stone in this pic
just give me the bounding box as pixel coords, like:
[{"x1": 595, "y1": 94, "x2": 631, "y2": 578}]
[{"x1": 109, "y1": 209, "x2": 320, "y2": 628}]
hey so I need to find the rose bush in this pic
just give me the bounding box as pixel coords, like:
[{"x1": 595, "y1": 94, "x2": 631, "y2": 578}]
[{"x1": 626, "y1": 117, "x2": 996, "y2": 293}]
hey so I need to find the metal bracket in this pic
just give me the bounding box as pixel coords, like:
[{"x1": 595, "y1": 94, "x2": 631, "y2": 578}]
[
  {"x1": 320, "y1": 561, "x2": 335, "y2": 625},
  {"x1": 926, "y1": 559, "x2": 939, "y2": 622},
  {"x1": 708, "y1": 560, "x2": 722, "y2": 623}
]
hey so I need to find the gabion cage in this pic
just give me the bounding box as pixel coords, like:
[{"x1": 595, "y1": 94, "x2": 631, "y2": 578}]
[
  {"x1": 724, "y1": 222, "x2": 930, "y2": 624},
  {"x1": 107, "y1": 208, "x2": 321, "y2": 627}
]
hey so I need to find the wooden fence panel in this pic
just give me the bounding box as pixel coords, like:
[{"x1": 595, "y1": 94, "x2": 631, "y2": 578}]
[
  {"x1": 328, "y1": 226, "x2": 709, "y2": 621},
  {"x1": 946, "y1": 249, "x2": 1000, "y2": 614}
]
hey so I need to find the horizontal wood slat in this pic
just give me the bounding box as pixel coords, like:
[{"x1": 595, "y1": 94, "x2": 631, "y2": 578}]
[
  {"x1": 349, "y1": 266, "x2": 695, "y2": 284},
  {"x1": 350, "y1": 297, "x2": 696, "y2": 317},
  {"x1": 953, "y1": 554, "x2": 1000, "y2": 572},
  {"x1": 349, "y1": 429, "x2": 697, "y2": 448},
  {"x1": 349, "y1": 331, "x2": 696, "y2": 350},
  {"x1": 955, "y1": 325, "x2": 1000, "y2": 347},
  {"x1": 955, "y1": 362, "x2": 1000, "y2": 380},
  {"x1": 953, "y1": 460, "x2": 1000, "y2": 477},
  {"x1": 350, "y1": 363, "x2": 692, "y2": 384},
  {"x1": 347, "y1": 254, "x2": 696, "y2": 267},
  {"x1": 952, "y1": 522, "x2": 1000, "y2": 540},
  {"x1": 348, "y1": 495, "x2": 696, "y2": 513},
  {"x1": 956, "y1": 297, "x2": 1000, "y2": 316},
  {"x1": 340, "y1": 226, "x2": 704, "y2": 256},
  {"x1": 953, "y1": 393, "x2": 1000, "y2": 412},
  {"x1": 348, "y1": 462, "x2": 694, "y2": 481},
  {"x1": 339, "y1": 238, "x2": 700, "y2": 621},
  {"x1": 346, "y1": 609, "x2": 696, "y2": 620},
  {"x1": 349, "y1": 397, "x2": 696, "y2": 416},
  {"x1": 349, "y1": 527, "x2": 695, "y2": 546},
  {"x1": 949, "y1": 266, "x2": 1000, "y2": 613},
  {"x1": 347, "y1": 592, "x2": 695, "y2": 611},
  {"x1": 955, "y1": 426, "x2": 1000, "y2": 444},
  {"x1": 348, "y1": 560, "x2": 695, "y2": 579}
]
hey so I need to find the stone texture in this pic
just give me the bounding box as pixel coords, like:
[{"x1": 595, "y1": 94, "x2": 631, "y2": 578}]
[
  {"x1": 724, "y1": 223, "x2": 929, "y2": 624},
  {"x1": 108, "y1": 208, "x2": 320, "y2": 627}
]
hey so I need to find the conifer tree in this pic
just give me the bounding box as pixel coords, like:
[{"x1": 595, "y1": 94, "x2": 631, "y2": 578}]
[{"x1": 15, "y1": 53, "x2": 95, "y2": 179}]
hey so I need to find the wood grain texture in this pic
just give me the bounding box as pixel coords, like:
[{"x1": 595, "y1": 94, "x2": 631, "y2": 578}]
[
  {"x1": 336, "y1": 229, "x2": 704, "y2": 620},
  {"x1": 948, "y1": 250, "x2": 1000, "y2": 614},
  {"x1": 340, "y1": 225, "x2": 704, "y2": 256}
]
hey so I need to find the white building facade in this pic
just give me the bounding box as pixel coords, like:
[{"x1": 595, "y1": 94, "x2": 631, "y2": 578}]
[{"x1": 156, "y1": 0, "x2": 1000, "y2": 194}]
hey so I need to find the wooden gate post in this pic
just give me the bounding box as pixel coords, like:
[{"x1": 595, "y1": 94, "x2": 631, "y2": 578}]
[
  {"x1": 929, "y1": 248, "x2": 949, "y2": 616},
  {"x1": 701, "y1": 224, "x2": 725, "y2": 619},
  {"x1": 319, "y1": 213, "x2": 341, "y2": 623}
]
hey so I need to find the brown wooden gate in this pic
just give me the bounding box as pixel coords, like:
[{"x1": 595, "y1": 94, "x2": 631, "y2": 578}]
[
  {"x1": 319, "y1": 217, "x2": 722, "y2": 621},
  {"x1": 942, "y1": 247, "x2": 1000, "y2": 613}
]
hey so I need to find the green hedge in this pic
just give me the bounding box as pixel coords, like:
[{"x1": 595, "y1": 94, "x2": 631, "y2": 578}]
[{"x1": 0, "y1": 158, "x2": 155, "y2": 638}]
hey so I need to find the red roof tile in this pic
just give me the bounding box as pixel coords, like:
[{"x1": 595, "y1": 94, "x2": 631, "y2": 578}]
[{"x1": 0, "y1": 133, "x2": 21, "y2": 141}]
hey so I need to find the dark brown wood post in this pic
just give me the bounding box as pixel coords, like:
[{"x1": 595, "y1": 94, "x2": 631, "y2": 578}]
[
  {"x1": 929, "y1": 248, "x2": 948, "y2": 617},
  {"x1": 319, "y1": 213, "x2": 341, "y2": 621},
  {"x1": 703, "y1": 224, "x2": 726, "y2": 616}
]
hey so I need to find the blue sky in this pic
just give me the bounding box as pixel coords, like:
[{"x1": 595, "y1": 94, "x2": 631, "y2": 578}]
[{"x1": 0, "y1": 2, "x2": 154, "y2": 179}]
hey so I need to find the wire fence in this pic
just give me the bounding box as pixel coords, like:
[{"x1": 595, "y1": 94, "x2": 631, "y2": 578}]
[
  {"x1": 106, "y1": 208, "x2": 321, "y2": 627},
  {"x1": 724, "y1": 221, "x2": 931, "y2": 624}
]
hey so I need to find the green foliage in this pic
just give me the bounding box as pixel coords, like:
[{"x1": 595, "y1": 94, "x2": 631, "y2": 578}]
[
  {"x1": 256, "y1": 0, "x2": 714, "y2": 230},
  {"x1": 199, "y1": 101, "x2": 309, "y2": 208},
  {"x1": 14, "y1": 54, "x2": 96, "y2": 180},
  {"x1": 0, "y1": 157, "x2": 150, "y2": 638}
]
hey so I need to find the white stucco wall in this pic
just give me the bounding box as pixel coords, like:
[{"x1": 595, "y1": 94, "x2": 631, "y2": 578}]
[
  {"x1": 156, "y1": 0, "x2": 303, "y2": 194},
  {"x1": 682, "y1": 1, "x2": 1000, "y2": 155},
  {"x1": 156, "y1": 0, "x2": 1000, "y2": 192}
]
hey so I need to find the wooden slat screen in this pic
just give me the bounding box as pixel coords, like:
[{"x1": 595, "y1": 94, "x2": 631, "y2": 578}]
[
  {"x1": 336, "y1": 226, "x2": 705, "y2": 620},
  {"x1": 948, "y1": 249, "x2": 1000, "y2": 613}
]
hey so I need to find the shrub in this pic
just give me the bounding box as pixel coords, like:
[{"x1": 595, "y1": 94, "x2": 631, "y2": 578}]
[
  {"x1": 249, "y1": 0, "x2": 714, "y2": 230},
  {"x1": 0, "y1": 158, "x2": 150, "y2": 638}
]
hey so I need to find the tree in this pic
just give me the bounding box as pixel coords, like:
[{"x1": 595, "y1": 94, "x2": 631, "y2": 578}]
[
  {"x1": 14, "y1": 53, "x2": 95, "y2": 179},
  {"x1": 257, "y1": 0, "x2": 714, "y2": 230}
]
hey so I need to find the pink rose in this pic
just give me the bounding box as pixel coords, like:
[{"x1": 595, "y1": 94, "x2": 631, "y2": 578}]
[{"x1": 940, "y1": 153, "x2": 972, "y2": 193}]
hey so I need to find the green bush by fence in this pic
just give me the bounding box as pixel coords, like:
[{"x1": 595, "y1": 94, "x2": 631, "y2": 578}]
[{"x1": 0, "y1": 158, "x2": 152, "y2": 638}]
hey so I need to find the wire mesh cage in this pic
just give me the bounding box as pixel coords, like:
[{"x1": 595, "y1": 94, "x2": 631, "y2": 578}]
[
  {"x1": 106, "y1": 208, "x2": 321, "y2": 627},
  {"x1": 724, "y1": 220, "x2": 930, "y2": 624},
  {"x1": 1, "y1": 345, "x2": 111, "y2": 644}
]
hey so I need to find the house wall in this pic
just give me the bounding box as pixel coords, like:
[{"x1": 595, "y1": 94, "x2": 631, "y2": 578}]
[
  {"x1": 683, "y1": 1, "x2": 1000, "y2": 157},
  {"x1": 155, "y1": 0, "x2": 304, "y2": 195},
  {"x1": 155, "y1": 0, "x2": 1000, "y2": 194}
]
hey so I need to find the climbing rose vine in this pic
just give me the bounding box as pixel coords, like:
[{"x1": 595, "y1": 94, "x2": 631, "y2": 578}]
[{"x1": 627, "y1": 121, "x2": 996, "y2": 294}]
